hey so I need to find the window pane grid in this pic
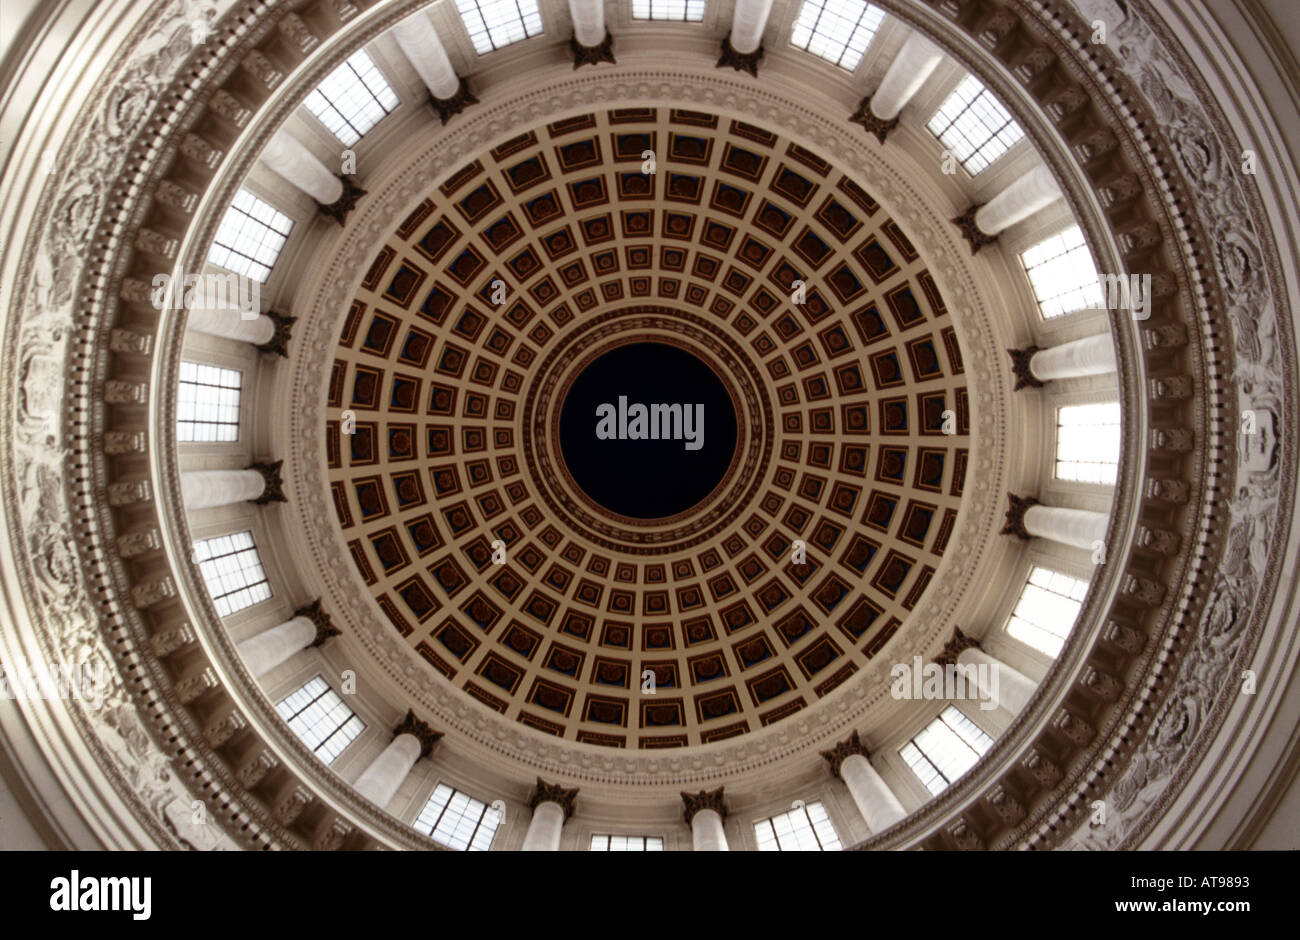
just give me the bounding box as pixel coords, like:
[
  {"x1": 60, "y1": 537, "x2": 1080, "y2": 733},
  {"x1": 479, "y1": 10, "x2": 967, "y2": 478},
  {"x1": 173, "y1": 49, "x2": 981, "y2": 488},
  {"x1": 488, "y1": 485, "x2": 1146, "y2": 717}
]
[
  {"x1": 192, "y1": 531, "x2": 272, "y2": 616},
  {"x1": 753, "y1": 801, "x2": 842, "y2": 851},
  {"x1": 631, "y1": 0, "x2": 705, "y2": 20},
  {"x1": 1007, "y1": 566, "x2": 1090, "y2": 657},
  {"x1": 207, "y1": 189, "x2": 293, "y2": 284},
  {"x1": 1055, "y1": 401, "x2": 1121, "y2": 483},
  {"x1": 275, "y1": 676, "x2": 365, "y2": 765},
  {"x1": 414, "y1": 783, "x2": 502, "y2": 850},
  {"x1": 455, "y1": 0, "x2": 543, "y2": 54},
  {"x1": 1020, "y1": 224, "x2": 1104, "y2": 319},
  {"x1": 789, "y1": 0, "x2": 885, "y2": 71},
  {"x1": 590, "y1": 834, "x2": 666, "y2": 850},
  {"x1": 900, "y1": 705, "x2": 994, "y2": 796},
  {"x1": 927, "y1": 74, "x2": 1025, "y2": 174},
  {"x1": 177, "y1": 361, "x2": 242, "y2": 442},
  {"x1": 302, "y1": 49, "x2": 399, "y2": 147}
]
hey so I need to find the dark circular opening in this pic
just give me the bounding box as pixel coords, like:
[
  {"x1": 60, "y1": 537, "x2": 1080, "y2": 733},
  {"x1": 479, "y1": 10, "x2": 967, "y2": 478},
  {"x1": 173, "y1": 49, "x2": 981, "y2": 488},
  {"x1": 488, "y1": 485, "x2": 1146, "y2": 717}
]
[{"x1": 558, "y1": 342, "x2": 739, "y2": 520}]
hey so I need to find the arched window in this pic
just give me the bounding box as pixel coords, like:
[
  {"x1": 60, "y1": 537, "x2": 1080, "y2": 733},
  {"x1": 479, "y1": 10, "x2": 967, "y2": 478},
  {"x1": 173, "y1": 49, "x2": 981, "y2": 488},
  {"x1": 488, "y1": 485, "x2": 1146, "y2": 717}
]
[{"x1": 303, "y1": 49, "x2": 399, "y2": 147}]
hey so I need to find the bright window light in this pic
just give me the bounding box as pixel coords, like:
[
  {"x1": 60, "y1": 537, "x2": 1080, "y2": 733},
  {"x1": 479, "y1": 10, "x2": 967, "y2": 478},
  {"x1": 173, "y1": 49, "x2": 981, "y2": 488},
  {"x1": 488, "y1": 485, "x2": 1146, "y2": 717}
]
[
  {"x1": 455, "y1": 0, "x2": 543, "y2": 54},
  {"x1": 1055, "y1": 401, "x2": 1121, "y2": 484},
  {"x1": 414, "y1": 783, "x2": 502, "y2": 850},
  {"x1": 632, "y1": 0, "x2": 705, "y2": 20},
  {"x1": 789, "y1": 0, "x2": 886, "y2": 71},
  {"x1": 754, "y1": 800, "x2": 842, "y2": 851},
  {"x1": 177, "y1": 361, "x2": 242, "y2": 443},
  {"x1": 193, "y1": 530, "x2": 272, "y2": 617},
  {"x1": 1020, "y1": 224, "x2": 1104, "y2": 318},
  {"x1": 1007, "y1": 566, "x2": 1090, "y2": 657},
  {"x1": 899, "y1": 704, "x2": 994, "y2": 797},
  {"x1": 207, "y1": 189, "x2": 293, "y2": 284},
  {"x1": 276, "y1": 675, "x2": 366, "y2": 765},
  {"x1": 927, "y1": 74, "x2": 1025, "y2": 174},
  {"x1": 303, "y1": 49, "x2": 399, "y2": 147},
  {"x1": 590, "y1": 834, "x2": 665, "y2": 850}
]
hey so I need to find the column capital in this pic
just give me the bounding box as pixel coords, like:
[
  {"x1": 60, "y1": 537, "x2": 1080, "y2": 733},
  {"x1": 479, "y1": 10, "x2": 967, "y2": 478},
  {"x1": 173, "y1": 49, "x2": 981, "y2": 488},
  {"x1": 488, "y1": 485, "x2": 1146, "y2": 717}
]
[
  {"x1": 294, "y1": 598, "x2": 341, "y2": 647},
  {"x1": 820, "y1": 729, "x2": 871, "y2": 779},
  {"x1": 681, "y1": 785, "x2": 727, "y2": 825},
  {"x1": 393, "y1": 709, "x2": 442, "y2": 759},
  {"x1": 934, "y1": 626, "x2": 981, "y2": 667},
  {"x1": 570, "y1": 30, "x2": 615, "y2": 68},
  {"x1": 247, "y1": 459, "x2": 286, "y2": 505},
  {"x1": 849, "y1": 96, "x2": 899, "y2": 144},
  {"x1": 951, "y1": 205, "x2": 998, "y2": 254},
  {"x1": 316, "y1": 174, "x2": 366, "y2": 225},
  {"x1": 1000, "y1": 493, "x2": 1040, "y2": 540},
  {"x1": 716, "y1": 34, "x2": 762, "y2": 77},
  {"x1": 1007, "y1": 346, "x2": 1046, "y2": 390},
  {"x1": 255, "y1": 310, "x2": 296, "y2": 358},
  {"x1": 529, "y1": 777, "x2": 579, "y2": 818},
  {"x1": 430, "y1": 78, "x2": 478, "y2": 125}
]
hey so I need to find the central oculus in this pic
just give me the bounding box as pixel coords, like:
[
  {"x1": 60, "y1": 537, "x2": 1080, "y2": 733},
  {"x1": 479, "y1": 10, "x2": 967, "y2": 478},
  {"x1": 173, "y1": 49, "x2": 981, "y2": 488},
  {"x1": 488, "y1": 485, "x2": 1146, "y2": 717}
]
[{"x1": 558, "y1": 342, "x2": 738, "y2": 520}]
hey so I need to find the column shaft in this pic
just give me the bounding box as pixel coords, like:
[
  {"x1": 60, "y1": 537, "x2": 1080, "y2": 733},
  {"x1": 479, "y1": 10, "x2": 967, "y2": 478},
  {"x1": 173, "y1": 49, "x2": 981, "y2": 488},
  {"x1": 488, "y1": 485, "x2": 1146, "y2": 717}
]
[
  {"x1": 839, "y1": 753, "x2": 907, "y2": 833},
  {"x1": 957, "y1": 647, "x2": 1037, "y2": 715},
  {"x1": 187, "y1": 303, "x2": 276, "y2": 344},
  {"x1": 353, "y1": 733, "x2": 422, "y2": 809},
  {"x1": 973, "y1": 164, "x2": 1061, "y2": 235},
  {"x1": 1023, "y1": 504, "x2": 1110, "y2": 552},
  {"x1": 181, "y1": 470, "x2": 266, "y2": 510},
  {"x1": 870, "y1": 32, "x2": 943, "y2": 120},
  {"x1": 1029, "y1": 333, "x2": 1117, "y2": 381},
  {"x1": 236, "y1": 615, "x2": 315, "y2": 678},
  {"x1": 730, "y1": 0, "x2": 774, "y2": 54},
  {"x1": 691, "y1": 808, "x2": 729, "y2": 850},
  {"x1": 260, "y1": 131, "x2": 343, "y2": 204},
  {"x1": 568, "y1": 0, "x2": 606, "y2": 48},
  {"x1": 391, "y1": 11, "x2": 461, "y2": 99},
  {"x1": 521, "y1": 801, "x2": 566, "y2": 851}
]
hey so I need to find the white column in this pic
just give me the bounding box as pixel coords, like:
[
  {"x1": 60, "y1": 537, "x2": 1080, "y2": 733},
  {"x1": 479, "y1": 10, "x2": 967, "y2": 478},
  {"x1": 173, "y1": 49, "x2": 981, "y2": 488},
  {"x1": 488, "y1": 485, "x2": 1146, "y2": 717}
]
[
  {"x1": 1029, "y1": 333, "x2": 1117, "y2": 381},
  {"x1": 236, "y1": 615, "x2": 315, "y2": 678},
  {"x1": 353, "y1": 733, "x2": 422, "y2": 809},
  {"x1": 1023, "y1": 504, "x2": 1110, "y2": 552},
  {"x1": 730, "y1": 0, "x2": 774, "y2": 55},
  {"x1": 181, "y1": 469, "x2": 266, "y2": 510},
  {"x1": 973, "y1": 164, "x2": 1062, "y2": 235},
  {"x1": 870, "y1": 32, "x2": 944, "y2": 120},
  {"x1": 957, "y1": 647, "x2": 1037, "y2": 715},
  {"x1": 391, "y1": 11, "x2": 461, "y2": 100},
  {"x1": 690, "y1": 808, "x2": 729, "y2": 851},
  {"x1": 568, "y1": 0, "x2": 605, "y2": 48},
  {"x1": 521, "y1": 801, "x2": 566, "y2": 851},
  {"x1": 839, "y1": 753, "x2": 907, "y2": 833},
  {"x1": 186, "y1": 302, "x2": 276, "y2": 344},
  {"x1": 259, "y1": 131, "x2": 344, "y2": 205}
]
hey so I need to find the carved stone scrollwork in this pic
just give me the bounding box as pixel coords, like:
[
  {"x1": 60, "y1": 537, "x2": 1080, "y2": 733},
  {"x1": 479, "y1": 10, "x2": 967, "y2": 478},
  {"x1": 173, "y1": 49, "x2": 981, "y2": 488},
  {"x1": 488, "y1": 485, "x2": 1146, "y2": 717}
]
[
  {"x1": 248, "y1": 459, "x2": 287, "y2": 505},
  {"x1": 393, "y1": 709, "x2": 442, "y2": 759},
  {"x1": 204, "y1": 710, "x2": 247, "y2": 749},
  {"x1": 848, "y1": 96, "x2": 899, "y2": 144},
  {"x1": 951, "y1": 204, "x2": 998, "y2": 254},
  {"x1": 430, "y1": 78, "x2": 478, "y2": 125},
  {"x1": 570, "y1": 30, "x2": 615, "y2": 69},
  {"x1": 716, "y1": 34, "x2": 762, "y2": 77},
  {"x1": 1007, "y1": 345, "x2": 1044, "y2": 390},
  {"x1": 999, "y1": 493, "x2": 1039, "y2": 540},
  {"x1": 947, "y1": 818, "x2": 985, "y2": 850},
  {"x1": 1022, "y1": 750, "x2": 1062, "y2": 789},
  {"x1": 934, "y1": 625, "x2": 980, "y2": 667},
  {"x1": 681, "y1": 785, "x2": 726, "y2": 825},
  {"x1": 255, "y1": 311, "x2": 297, "y2": 358},
  {"x1": 985, "y1": 784, "x2": 1025, "y2": 825},
  {"x1": 1053, "y1": 710, "x2": 1096, "y2": 747},
  {"x1": 315, "y1": 174, "x2": 366, "y2": 225},
  {"x1": 530, "y1": 778, "x2": 579, "y2": 819},
  {"x1": 295, "y1": 598, "x2": 341, "y2": 647},
  {"x1": 314, "y1": 817, "x2": 352, "y2": 851},
  {"x1": 275, "y1": 785, "x2": 313, "y2": 826},
  {"x1": 820, "y1": 729, "x2": 871, "y2": 779}
]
